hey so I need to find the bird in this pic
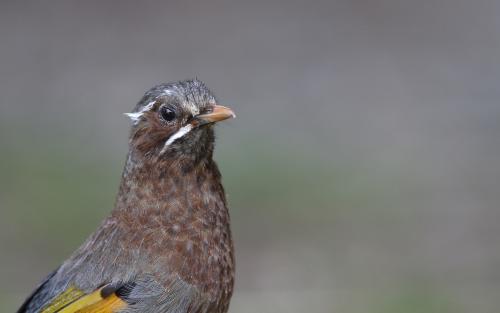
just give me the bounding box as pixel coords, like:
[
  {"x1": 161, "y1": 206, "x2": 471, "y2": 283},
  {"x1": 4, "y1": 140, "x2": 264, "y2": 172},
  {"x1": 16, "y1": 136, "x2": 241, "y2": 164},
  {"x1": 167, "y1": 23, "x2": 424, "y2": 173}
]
[{"x1": 17, "y1": 79, "x2": 236, "y2": 313}]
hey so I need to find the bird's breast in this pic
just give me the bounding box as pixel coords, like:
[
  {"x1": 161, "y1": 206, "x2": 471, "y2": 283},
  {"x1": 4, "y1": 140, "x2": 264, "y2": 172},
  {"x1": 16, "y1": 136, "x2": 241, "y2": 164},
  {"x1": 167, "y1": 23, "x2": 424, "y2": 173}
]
[{"x1": 112, "y1": 161, "x2": 235, "y2": 301}]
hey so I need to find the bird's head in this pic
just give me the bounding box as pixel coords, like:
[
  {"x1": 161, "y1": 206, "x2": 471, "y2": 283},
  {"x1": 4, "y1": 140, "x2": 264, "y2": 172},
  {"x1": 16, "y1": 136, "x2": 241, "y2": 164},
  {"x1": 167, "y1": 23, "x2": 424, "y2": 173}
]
[{"x1": 125, "y1": 80, "x2": 235, "y2": 162}]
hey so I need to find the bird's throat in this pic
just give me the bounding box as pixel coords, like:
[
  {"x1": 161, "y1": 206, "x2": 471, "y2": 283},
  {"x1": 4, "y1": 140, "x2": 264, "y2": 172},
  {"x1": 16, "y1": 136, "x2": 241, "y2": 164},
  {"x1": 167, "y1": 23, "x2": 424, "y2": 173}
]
[{"x1": 114, "y1": 151, "x2": 227, "y2": 222}]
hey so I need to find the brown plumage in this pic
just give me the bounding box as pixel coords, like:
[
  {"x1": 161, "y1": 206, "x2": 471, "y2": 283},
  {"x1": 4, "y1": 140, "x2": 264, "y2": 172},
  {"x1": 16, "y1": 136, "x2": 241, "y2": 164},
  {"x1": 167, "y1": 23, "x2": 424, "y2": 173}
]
[{"x1": 18, "y1": 79, "x2": 236, "y2": 313}]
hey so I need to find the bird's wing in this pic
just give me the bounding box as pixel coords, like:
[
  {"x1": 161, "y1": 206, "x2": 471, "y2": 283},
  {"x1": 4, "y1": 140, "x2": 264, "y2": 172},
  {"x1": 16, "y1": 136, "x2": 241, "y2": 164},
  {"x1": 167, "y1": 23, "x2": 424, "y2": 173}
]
[
  {"x1": 18, "y1": 282, "x2": 129, "y2": 313},
  {"x1": 17, "y1": 270, "x2": 58, "y2": 313},
  {"x1": 46, "y1": 285, "x2": 129, "y2": 313},
  {"x1": 18, "y1": 273, "x2": 206, "y2": 313}
]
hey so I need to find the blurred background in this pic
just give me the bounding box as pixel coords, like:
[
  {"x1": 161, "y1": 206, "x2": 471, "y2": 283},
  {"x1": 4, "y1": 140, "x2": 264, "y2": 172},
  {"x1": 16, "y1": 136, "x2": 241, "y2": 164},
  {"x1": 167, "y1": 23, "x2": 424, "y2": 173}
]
[{"x1": 1, "y1": 0, "x2": 499, "y2": 312}]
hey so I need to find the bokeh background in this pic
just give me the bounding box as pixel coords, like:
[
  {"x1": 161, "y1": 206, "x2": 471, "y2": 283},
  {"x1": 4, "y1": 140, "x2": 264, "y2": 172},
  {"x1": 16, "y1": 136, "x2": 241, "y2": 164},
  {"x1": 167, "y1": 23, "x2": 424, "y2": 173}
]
[{"x1": 1, "y1": 1, "x2": 500, "y2": 312}]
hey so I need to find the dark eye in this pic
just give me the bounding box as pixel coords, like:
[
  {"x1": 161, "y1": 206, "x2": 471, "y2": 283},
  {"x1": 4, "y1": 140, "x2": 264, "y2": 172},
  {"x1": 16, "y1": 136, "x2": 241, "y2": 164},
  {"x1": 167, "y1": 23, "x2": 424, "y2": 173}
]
[{"x1": 160, "y1": 106, "x2": 176, "y2": 122}]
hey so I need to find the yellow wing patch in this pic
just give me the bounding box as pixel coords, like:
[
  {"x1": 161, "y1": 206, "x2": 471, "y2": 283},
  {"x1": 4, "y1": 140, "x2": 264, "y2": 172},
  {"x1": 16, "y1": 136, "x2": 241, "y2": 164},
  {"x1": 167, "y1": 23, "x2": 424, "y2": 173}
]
[
  {"x1": 41, "y1": 285, "x2": 127, "y2": 313},
  {"x1": 71, "y1": 293, "x2": 126, "y2": 313},
  {"x1": 40, "y1": 286, "x2": 85, "y2": 313}
]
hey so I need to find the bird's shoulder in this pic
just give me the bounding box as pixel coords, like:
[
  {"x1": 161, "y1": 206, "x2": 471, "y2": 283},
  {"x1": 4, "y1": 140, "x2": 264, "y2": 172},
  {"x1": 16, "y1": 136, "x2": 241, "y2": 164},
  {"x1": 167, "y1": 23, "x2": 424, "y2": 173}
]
[
  {"x1": 18, "y1": 269, "x2": 211, "y2": 313},
  {"x1": 16, "y1": 218, "x2": 212, "y2": 313}
]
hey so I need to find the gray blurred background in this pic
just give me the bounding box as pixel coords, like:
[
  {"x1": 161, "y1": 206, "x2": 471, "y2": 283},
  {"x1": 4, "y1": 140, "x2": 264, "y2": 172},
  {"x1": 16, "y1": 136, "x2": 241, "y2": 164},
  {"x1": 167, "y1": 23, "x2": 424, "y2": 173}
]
[{"x1": 1, "y1": 0, "x2": 499, "y2": 312}]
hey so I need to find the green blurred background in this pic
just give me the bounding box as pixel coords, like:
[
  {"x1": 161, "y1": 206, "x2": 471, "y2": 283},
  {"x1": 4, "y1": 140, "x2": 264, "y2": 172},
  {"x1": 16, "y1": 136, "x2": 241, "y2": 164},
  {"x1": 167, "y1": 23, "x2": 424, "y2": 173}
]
[{"x1": 1, "y1": 1, "x2": 500, "y2": 312}]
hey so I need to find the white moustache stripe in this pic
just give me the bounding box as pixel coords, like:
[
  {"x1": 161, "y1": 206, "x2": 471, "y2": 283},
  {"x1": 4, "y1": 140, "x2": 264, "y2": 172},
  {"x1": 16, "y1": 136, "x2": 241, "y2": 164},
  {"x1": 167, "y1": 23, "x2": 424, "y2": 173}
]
[{"x1": 161, "y1": 124, "x2": 193, "y2": 153}]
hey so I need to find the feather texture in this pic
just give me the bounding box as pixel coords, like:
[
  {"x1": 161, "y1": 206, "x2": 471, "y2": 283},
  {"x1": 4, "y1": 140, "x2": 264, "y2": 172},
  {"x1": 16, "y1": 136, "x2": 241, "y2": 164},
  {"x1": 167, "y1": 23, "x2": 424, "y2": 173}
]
[{"x1": 17, "y1": 80, "x2": 235, "y2": 313}]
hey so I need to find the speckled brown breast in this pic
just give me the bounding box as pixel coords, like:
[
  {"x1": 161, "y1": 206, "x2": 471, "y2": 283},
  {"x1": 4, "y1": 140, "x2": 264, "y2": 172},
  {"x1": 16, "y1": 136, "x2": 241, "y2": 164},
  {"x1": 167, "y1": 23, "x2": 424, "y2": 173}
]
[{"x1": 110, "y1": 150, "x2": 234, "y2": 311}]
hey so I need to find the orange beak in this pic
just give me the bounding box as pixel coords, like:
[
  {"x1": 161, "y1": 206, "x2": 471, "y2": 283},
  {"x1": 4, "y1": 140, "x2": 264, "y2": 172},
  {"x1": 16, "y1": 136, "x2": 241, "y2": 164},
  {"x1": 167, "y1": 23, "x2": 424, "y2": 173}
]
[{"x1": 193, "y1": 105, "x2": 236, "y2": 126}]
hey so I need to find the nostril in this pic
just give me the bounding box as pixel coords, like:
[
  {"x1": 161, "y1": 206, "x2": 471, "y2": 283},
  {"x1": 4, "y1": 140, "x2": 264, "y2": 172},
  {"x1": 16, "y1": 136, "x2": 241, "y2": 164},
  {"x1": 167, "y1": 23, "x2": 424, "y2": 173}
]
[{"x1": 200, "y1": 107, "x2": 212, "y2": 115}]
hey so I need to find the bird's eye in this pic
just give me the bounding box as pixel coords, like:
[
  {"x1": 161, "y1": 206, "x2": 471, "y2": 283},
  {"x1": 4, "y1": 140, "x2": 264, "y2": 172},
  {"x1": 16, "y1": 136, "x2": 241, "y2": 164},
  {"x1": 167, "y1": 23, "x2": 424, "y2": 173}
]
[{"x1": 160, "y1": 106, "x2": 176, "y2": 122}]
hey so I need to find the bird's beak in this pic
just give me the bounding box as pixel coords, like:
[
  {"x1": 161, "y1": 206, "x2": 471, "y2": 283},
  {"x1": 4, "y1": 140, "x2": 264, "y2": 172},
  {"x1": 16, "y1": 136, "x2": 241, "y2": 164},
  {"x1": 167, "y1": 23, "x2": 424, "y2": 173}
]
[{"x1": 193, "y1": 105, "x2": 236, "y2": 126}]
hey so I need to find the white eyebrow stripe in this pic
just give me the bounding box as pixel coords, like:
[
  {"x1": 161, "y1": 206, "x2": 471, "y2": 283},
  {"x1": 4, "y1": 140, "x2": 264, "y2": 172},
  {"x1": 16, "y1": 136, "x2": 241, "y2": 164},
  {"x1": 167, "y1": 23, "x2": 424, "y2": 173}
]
[
  {"x1": 123, "y1": 111, "x2": 143, "y2": 122},
  {"x1": 161, "y1": 124, "x2": 193, "y2": 153},
  {"x1": 124, "y1": 101, "x2": 156, "y2": 123}
]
